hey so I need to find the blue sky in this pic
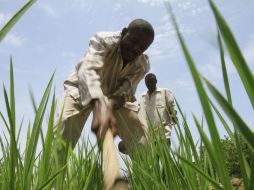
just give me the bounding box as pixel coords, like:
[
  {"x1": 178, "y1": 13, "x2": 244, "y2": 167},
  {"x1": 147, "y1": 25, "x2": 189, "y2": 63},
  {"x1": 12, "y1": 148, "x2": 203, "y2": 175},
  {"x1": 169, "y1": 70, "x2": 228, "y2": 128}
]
[{"x1": 0, "y1": 0, "x2": 254, "y2": 153}]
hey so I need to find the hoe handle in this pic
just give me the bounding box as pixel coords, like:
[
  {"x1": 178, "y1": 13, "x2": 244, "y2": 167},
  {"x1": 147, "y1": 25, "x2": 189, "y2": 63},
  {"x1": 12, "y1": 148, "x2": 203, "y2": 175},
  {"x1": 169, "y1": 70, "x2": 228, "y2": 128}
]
[{"x1": 103, "y1": 128, "x2": 120, "y2": 190}]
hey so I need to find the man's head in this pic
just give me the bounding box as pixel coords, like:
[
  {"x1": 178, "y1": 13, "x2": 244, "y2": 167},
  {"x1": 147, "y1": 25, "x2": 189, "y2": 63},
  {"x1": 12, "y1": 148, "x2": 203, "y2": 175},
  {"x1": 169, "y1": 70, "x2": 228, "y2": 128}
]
[
  {"x1": 120, "y1": 19, "x2": 154, "y2": 63},
  {"x1": 145, "y1": 73, "x2": 157, "y2": 92}
]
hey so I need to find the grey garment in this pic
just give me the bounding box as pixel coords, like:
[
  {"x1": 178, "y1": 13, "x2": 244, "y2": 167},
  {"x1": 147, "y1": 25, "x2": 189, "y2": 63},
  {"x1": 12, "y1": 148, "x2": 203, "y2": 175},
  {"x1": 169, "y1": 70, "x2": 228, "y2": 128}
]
[
  {"x1": 64, "y1": 31, "x2": 150, "y2": 111},
  {"x1": 139, "y1": 88, "x2": 177, "y2": 139}
]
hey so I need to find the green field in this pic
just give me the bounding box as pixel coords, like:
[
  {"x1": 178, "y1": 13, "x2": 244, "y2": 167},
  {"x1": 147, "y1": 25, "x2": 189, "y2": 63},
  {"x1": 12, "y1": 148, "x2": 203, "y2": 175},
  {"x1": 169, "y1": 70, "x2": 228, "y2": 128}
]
[{"x1": 0, "y1": 1, "x2": 253, "y2": 189}]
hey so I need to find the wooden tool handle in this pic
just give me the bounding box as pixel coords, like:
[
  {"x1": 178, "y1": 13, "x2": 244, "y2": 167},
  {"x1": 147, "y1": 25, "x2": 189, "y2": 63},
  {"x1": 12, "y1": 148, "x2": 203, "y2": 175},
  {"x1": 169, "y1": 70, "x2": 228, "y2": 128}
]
[{"x1": 103, "y1": 128, "x2": 121, "y2": 190}]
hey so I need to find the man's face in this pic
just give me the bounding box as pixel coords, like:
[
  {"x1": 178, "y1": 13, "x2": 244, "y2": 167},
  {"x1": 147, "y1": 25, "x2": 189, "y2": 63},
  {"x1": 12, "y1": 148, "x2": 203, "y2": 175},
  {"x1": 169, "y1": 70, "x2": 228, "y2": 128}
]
[
  {"x1": 120, "y1": 28, "x2": 153, "y2": 63},
  {"x1": 145, "y1": 75, "x2": 157, "y2": 92}
]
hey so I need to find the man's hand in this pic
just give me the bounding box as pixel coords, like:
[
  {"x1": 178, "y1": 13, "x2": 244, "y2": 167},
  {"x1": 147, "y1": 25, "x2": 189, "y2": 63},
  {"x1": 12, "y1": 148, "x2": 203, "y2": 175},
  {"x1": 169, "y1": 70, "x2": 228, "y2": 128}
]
[
  {"x1": 109, "y1": 96, "x2": 125, "y2": 110},
  {"x1": 91, "y1": 99, "x2": 118, "y2": 140}
]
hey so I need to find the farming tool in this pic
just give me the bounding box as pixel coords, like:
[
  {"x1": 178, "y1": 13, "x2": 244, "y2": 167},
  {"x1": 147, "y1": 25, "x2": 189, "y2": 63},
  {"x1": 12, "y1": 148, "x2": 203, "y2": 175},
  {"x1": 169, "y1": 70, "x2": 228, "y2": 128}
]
[{"x1": 102, "y1": 128, "x2": 129, "y2": 190}]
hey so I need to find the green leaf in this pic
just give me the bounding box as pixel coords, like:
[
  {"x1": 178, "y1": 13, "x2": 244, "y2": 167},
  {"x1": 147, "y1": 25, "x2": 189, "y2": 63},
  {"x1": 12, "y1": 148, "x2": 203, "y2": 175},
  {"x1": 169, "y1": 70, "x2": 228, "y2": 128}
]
[
  {"x1": 175, "y1": 153, "x2": 223, "y2": 190},
  {"x1": 28, "y1": 87, "x2": 37, "y2": 113},
  {"x1": 132, "y1": 161, "x2": 166, "y2": 190},
  {"x1": 0, "y1": 111, "x2": 10, "y2": 134},
  {"x1": 209, "y1": 100, "x2": 234, "y2": 141},
  {"x1": 37, "y1": 165, "x2": 66, "y2": 190},
  {"x1": 36, "y1": 90, "x2": 56, "y2": 188},
  {"x1": 29, "y1": 88, "x2": 46, "y2": 150},
  {"x1": 23, "y1": 73, "x2": 54, "y2": 189},
  {"x1": 10, "y1": 58, "x2": 16, "y2": 132},
  {"x1": 209, "y1": 0, "x2": 254, "y2": 108},
  {"x1": 3, "y1": 60, "x2": 19, "y2": 190},
  {"x1": 217, "y1": 32, "x2": 232, "y2": 105},
  {"x1": 235, "y1": 133, "x2": 250, "y2": 188},
  {"x1": 247, "y1": 157, "x2": 254, "y2": 190},
  {"x1": 0, "y1": 0, "x2": 37, "y2": 42},
  {"x1": 204, "y1": 78, "x2": 254, "y2": 153},
  {"x1": 193, "y1": 116, "x2": 216, "y2": 165},
  {"x1": 166, "y1": 2, "x2": 232, "y2": 189}
]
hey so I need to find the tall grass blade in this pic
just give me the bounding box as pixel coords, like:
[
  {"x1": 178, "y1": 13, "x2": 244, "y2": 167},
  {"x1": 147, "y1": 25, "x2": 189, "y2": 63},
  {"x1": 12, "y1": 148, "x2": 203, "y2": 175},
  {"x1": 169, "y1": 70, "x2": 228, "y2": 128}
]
[
  {"x1": 9, "y1": 59, "x2": 20, "y2": 189},
  {"x1": 22, "y1": 73, "x2": 54, "y2": 189},
  {"x1": 0, "y1": 112, "x2": 10, "y2": 134},
  {"x1": 132, "y1": 161, "x2": 166, "y2": 190},
  {"x1": 37, "y1": 165, "x2": 66, "y2": 190},
  {"x1": 0, "y1": 0, "x2": 37, "y2": 42},
  {"x1": 29, "y1": 88, "x2": 45, "y2": 153},
  {"x1": 217, "y1": 29, "x2": 251, "y2": 187},
  {"x1": 82, "y1": 158, "x2": 98, "y2": 190},
  {"x1": 209, "y1": 0, "x2": 254, "y2": 108},
  {"x1": 204, "y1": 78, "x2": 254, "y2": 152},
  {"x1": 16, "y1": 116, "x2": 24, "y2": 144},
  {"x1": 176, "y1": 153, "x2": 223, "y2": 190},
  {"x1": 193, "y1": 115, "x2": 216, "y2": 166},
  {"x1": 234, "y1": 132, "x2": 250, "y2": 187},
  {"x1": 217, "y1": 32, "x2": 232, "y2": 105},
  {"x1": 29, "y1": 88, "x2": 37, "y2": 112},
  {"x1": 248, "y1": 157, "x2": 254, "y2": 190},
  {"x1": 166, "y1": 2, "x2": 232, "y2": 189},
  {"x1": 2, "y1": 61, "x2": 19, "y2": 189},
  {"x1": 9, "y1": 58, "x2": 16, "y2": 132},
  {"x1": 36, "y1": 91, "x2": 56, "y2": 188},
  {"x1": 209, "y1": 100, "x2": 234, "y2": 141},
  {"x1": 174, "y1": 101, "x2": 188, "y2": 148}
]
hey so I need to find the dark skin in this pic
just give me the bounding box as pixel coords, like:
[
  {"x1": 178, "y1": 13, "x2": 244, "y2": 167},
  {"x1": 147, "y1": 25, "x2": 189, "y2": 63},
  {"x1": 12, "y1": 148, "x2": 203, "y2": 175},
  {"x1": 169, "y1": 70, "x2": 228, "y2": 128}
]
[
  {"x1": 145, "y1": 75, "x2": 157, "y2": 96},
  {"x1": 145, "y1": 73, "x2": 177, "y2": 127},
  {"x1": 91, "y1": 27, "x2": 154, "y2": 140}
]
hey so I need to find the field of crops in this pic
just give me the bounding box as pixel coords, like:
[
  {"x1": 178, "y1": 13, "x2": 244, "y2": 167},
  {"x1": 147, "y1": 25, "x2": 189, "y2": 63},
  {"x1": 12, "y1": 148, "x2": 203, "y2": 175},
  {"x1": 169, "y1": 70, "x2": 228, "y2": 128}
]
[{"x1": 0, "y1": 1, "x2": 253, "y2": 189}]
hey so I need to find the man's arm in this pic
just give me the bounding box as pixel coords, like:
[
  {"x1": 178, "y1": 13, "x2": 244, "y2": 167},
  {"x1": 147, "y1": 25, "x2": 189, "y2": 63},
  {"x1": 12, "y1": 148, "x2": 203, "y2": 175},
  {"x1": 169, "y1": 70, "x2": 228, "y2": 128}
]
[
  {"x1": 165, "y1": 90, "x2": 177, "y2": 124},
  {"x1": 77, "y1": 33, "x2": 108, "y2": 107},
  {"x1": 77, "y1": 33, "x2": 117, "y2": 139},
  {"x1": 112, "y1": 55, "x2": 150, "y2": 102},
  {"x1": 91, "y1": 98, "x2": 117, "y2": 139},
  {"x1": 163, "y1": 89, "x2": 177, "y2": 139}
]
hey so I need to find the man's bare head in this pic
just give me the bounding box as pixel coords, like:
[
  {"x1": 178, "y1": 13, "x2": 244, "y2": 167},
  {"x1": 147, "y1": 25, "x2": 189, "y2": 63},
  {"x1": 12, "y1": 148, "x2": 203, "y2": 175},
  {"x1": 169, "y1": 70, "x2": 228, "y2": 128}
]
[
  {"x1": 127, "y1": 19, "x2": 154, "y2": 40},
  {"x1": 145, "y1": 73, "x2": 157, "y2": 93},
  {"x1": 120, "y1": 19, "x2": 154, "y2": 64}
]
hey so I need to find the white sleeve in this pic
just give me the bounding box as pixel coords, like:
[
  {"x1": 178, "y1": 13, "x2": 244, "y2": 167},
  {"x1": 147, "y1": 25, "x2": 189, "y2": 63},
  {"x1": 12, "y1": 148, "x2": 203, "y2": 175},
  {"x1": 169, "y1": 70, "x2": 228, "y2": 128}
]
[
  {"x1": 77, "y1": 33, "x2": 108, "y2": 106},
  {"x1": 165, "y1": 89, "x2": 177, "y2": 123}
]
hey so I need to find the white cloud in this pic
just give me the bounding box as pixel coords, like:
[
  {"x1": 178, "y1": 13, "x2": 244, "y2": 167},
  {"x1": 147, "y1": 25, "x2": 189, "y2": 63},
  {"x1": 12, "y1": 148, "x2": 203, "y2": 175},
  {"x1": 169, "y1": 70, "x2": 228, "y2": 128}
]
[
  {"x1": 244, "y1": 46, "x2": 254, "y2": 67},
  {"x1": 172, "y1": 75, "x2": 194, "y2": 91},
  {"x1": 114, "y1": 3, "x2": 122, "y2": 12},
  {"x1": 191, "y1": 5, "x2": 209, "y2": 16},
  {"x1": 224, "y1": 55, "x2": 239, "y2": 76},
  {"x1": 38, "y1": 3, "x2": 58, "y2": 18},
  {"x1": 148, "y1": 18, "x2": 177, "y2": 58},
  {"x1": 174, "y1": 0, "x2": 207, "y2": 14},
  {"x1": 134, "y1": 0, "x2": 209, "y2": 13},
  {"x1": 199, "y1": 61, "x2": 222, "y2": 82},
  {"x1": 147, "y1": 14, "x2": 196, "y2": 60},
  {"x1": 61, "y1": 51, "x2": 78, "y2": 62},
  {"x1": 71, "y1": 0, "x2": 93, "y2": 12},
  {"x1": 243, "y1": 34, "x2": 254, "y2": 66},
  {"x1": 137, "y1": 0, "x2": 166, "y2": 6},
  {"x1": 61, "y1": 51, "x2": 79, "y2": 70},
  {"x1": 210, "y1": 34, "x2": 254, "y2": 82},
  {"x1": 2, "y1": 33, "x2": 25, "y2": 47},
  {"x1": 0, "y1": 12, "x2": 11, "y2": 28}
]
